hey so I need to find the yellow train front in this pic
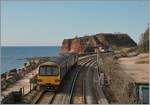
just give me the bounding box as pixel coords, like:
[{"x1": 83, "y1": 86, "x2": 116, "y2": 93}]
[
  {"x1": 37, "y1": 61, "x2": 61, "y2": 90},
  {"x1": 36, "y1": 53, "x2": 78, "y2": 91}
]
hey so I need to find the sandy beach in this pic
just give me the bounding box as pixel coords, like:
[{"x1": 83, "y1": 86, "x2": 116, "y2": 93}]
[{"x1": 118, "y1": 53, "x2": 149, "y2": 84}]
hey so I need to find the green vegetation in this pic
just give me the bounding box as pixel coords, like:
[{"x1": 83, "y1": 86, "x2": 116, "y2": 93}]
[
  {"x1": 75, "y1": 35, "x2": 78, "y2": 38},
  {"x1": 138, "y1": 45, "x2": 149, "y2": 53},
  {"x1": 135, "y1": 60, "x2": 149, "y2": 64},
  {"x1": 6, "y1": 80, "x2": 12, "y2": 84},
  {"x1": 112, "y1": 45, "x2": 124, "y2": 51}
]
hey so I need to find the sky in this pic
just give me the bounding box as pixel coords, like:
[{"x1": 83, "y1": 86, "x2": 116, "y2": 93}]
[{"x1": 1, "y1": 0, "x2": 149, "y2": 46}]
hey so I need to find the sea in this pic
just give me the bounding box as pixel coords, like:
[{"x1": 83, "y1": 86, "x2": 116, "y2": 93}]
[{"x1": 1, "y1": 46, "x2": 60, "y2": 74}]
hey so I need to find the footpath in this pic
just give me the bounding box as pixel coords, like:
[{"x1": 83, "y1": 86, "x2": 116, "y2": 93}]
[
  {"x1": 118, "y1": 53, "x2": 149, "y2": 84},
  {"x1": 1, "y1": 69, "x2": 38, "y2": 97}
]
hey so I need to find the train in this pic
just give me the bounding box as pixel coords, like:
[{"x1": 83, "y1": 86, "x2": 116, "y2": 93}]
[{"x1": 36, "y1": 53, "x2": 78, "y2": 90}]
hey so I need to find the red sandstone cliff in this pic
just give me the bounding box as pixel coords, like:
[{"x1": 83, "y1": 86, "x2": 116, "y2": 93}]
[
  {"x1": 60, "y1": 33, "x2": 137, "y2": 54},
  {"x1": 70, "y1": 38, "x2": 84, "y2": 54}
]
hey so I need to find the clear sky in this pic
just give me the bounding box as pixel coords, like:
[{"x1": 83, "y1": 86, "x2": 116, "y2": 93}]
[{"x1": 1, "y1": 0, "x2": 149, "y2": 46}]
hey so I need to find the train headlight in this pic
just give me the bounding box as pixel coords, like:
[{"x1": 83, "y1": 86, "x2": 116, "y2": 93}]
[
  {"x1": 55, "y1": 79, "x2": 60, "y2": 82},
  {"x1": 37, "y1": 79, "x2": 42, "y2": 82}
]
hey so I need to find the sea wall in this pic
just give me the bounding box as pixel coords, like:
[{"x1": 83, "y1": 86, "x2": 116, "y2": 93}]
[
  {"x1": 1, "y1": 57, "x2": 50, "y2": 90},
  {"x1": 60, "y1": 33, "x2": 137, "y2": 54}
]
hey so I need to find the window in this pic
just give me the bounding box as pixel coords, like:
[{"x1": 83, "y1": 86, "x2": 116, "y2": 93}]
[{"x1": 39, "y1": 66, "x2": 59, "y2": 76}]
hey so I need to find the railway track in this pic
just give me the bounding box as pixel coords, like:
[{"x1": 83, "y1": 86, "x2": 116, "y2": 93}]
[
  {"x1": 51, "y1": 56, "x2": 96, "y2": 104},
  {"x1": 27, "y1": 55, "x2": 95, "y2": 104},
  {"x1": 35, "y1": 91, "x2": 55, "y2": 104},
  {"x1": 71, "y1": 54, "x2": 108, "y2": 104},
  {"x1": 84, "y1": 60, "x2": 98, "y2": 104},
  {"x1": 85, "y1": 56, "x2": 108, "y2": 104},
  {"x1": 63, "y1": 58, "x2": 96, "y2": 104},
  {"x1": 71, "y1": 57, "x2": 97, "y2": 104},
  {"x1": 24, "y1": 54, "x2": 99, "y2": 104}
]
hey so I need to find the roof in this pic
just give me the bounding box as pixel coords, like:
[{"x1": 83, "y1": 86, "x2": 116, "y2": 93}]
[
  {"x1": 40, "y1": 53, "x2": 77, "y2": 66},
  {"x1": 40, "y1": 61, "x2": 59, "y2": 66}
]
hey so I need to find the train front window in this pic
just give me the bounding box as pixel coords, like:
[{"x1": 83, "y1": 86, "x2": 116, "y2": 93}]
[{"x1": 39, "y1": 66, "x2": 59, "y2": 76}]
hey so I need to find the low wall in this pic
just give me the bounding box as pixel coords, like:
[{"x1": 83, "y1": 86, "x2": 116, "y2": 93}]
[{"x1": 1, "y1": 90, "x2": 22, "y2": 104}]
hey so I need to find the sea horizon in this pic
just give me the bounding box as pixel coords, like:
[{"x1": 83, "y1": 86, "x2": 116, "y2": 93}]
[
  {"x1": 1, "y1": 46, "x2": 60, "y2": 73},
  {"x1": 1, "y1": 45, "x2": 61, "y2": 47}
]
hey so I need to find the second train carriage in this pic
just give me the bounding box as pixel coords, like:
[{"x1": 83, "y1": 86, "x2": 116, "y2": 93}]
[{"x1": 36, "y1": 53, "x2": 78, "y2": 90}]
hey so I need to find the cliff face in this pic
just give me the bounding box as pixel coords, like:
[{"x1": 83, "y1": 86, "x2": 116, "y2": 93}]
[
  {"x1": 61, "y1": 39, "x2": 71, "y2": 53},
  {"x1": 70, "y1": 38, "x2": 84, "y2": 53},
  {"x1": 60, "y1": 33, "x2": 137, "y2": 54}
]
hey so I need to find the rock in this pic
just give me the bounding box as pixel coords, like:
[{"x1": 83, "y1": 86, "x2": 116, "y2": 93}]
[
  {"x1": 1, "y1": 91, "x2": 22, "y2": 104},
  {"x1": 17, "y1": 69, "x2": 23, "y2": 78},
  {"x1": 60, "y1": 33, "x2": 137, "y2": 54},
  {"x1": 127, "y1": 51, "x2": 138, "y2": 57},
  {"x1": 70, "y1": 38, "x2": 84, "y2": 54},
  {"x1": 1, "y1": 57, "x2": 50, "y2": 90},
  {"x1": 60, "y1": 39, "x2": 71, "y2": 53},
  {"x1": 1, "y1": 73, "x2": 7, "y2": 80},
  {"x1": 6, "y1": 76, "x2": 16, "y2": 84},
  {"x1": 1, "y1": 80, "x2": 7, "y2": 90},
  {"x1": 9, "y1": 69, "x2": 17, "y2": 75}
]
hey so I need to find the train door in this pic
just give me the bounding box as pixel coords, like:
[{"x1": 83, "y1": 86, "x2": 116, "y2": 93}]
[
  {"x1": 66, "y1": 61, "x2": 68, "y2": 73},
  {"x1": 60, "y1": 64, "x2": 66, "y2": 80},
  {"x1": 67, "y1": 58, "x2": 70, "y2": 70}
]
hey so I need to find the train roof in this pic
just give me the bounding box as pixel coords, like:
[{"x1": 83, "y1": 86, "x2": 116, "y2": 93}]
[
  {"x1": 40, "y1": 61, "x2": 58, "y2": 66},
  {"x1": 41, "y1": 54, "x2": 76, "y2": 66},
  {"x1": 60, "y1": 53, "x2": 78, "y2": 56}
]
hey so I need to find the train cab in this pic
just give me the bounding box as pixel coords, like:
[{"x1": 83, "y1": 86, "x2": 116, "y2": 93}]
[
  {"x1": 37, "y1": 62, "x2": 60, "y2": 90},
  {"x1": 36, "y1": 53, "x2": 78, "y2": 91}
]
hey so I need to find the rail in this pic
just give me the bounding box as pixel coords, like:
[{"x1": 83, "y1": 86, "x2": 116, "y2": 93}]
[
  {"x1": 70, "y1": 57, "x2": 96, "y2": 104},
  {"x1": 26, "y1": 54, "x2": 101, "y2": 104},
  {"x1": 84, "y1": 61, "x2": 97, "y2": 104},
  {"x1": 61, "y1": 57, "x2": 95, "y2": 104},
  {"x1": 51, "y1": 56, "x2": 95, "y2": 104},
  {"x1": 35, "y1": 91, "x2": 55, "y2": 104}
]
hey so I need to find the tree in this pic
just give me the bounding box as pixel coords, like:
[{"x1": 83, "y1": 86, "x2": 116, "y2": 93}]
[{"x1": 138, "y1": 27, "x2": 149, "y2": 52}]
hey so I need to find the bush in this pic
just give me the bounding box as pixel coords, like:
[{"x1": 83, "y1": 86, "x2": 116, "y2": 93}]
[
  {"x1": 112, "y1": 45, "x2": 123, "y2": 51},
  {"x1": 135, "y1": 60, "x2": 149, "y2": 64}
]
